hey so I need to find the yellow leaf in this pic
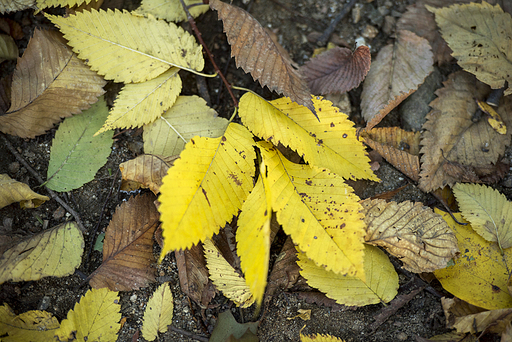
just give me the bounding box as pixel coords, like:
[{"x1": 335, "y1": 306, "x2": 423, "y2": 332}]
[
  {"x1": 136, "y1": 0, "x2": 208, "y2": 22},
  {"x1": 143, "y1": 95, "x2": 228, "y2": 156},
  {"x1": 258, "y1": 141, "x2": 366, "y2": 278},
  {"x1": 95, "y1": 67, "x2": 181, "y2": 135},
  {"x1": 239, "y1": 93, "x2": 378, "y2": 181},
  {"x1": 0, "y1": 174, "x2": 49, "y2": 209},
  {"x1": 297, "y1": 245, "x2": 398, "y2": 306},
  {"x1": 453, "y1": 183, "x2": 512, "y2": 251},
  {"x1": 236, "y1": 159, "x2": 272, "y2": 306},
  {"x1": 47, "y1": 9, "x2": 204, "y2": 83},
  {"x1": 0, "y1": 34, "x2": 18, "y2": 60},
  {"x1": 476, "y1": 99, "x2": 507, "y2": 135},
  {"x1": 203, "y1": 238, "x2": 255, "y2": 308},
  {"x1": 141, "y1": 283, "x2": 174, "y2": 341},
  {"x1": 158, "y1": 123, "x2": 256, "y2": 257},
  {"x1": 55, "y1": 287, "x2": 121, "y2": 342},
  {"x1": 0, "y1": 304, "x2": 60, "y2": 342},
  {"x1": 428, "y1": 2, "x2": 512, "y2": 95},
  {"x1": 37, "y1": 0, "x2": 94, "y2": 9},
  {"x1": 0, "y1": 222, "x2": 84, "y2": 284},
  {"x1": 434, "y1": 210, "x2": 512, "y2": 310},
  {"x1": 301, "y1": 333, "x2": 345, "y2": 342}
]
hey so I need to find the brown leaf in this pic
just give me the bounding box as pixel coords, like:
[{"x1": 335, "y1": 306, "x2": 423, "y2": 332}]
[
  {"x1": 119, "y1": 154, "x2": 178, "y2": 195},
  {"x1": 88, "y1": 193, "x2": 159, "y2": 291},
  {"x1": 175, "y1": 243, "x2": 217, "y2": 308},
  {"x1": 419, "y1": 71, "x2": 512, "y2": 192},
  {"x1": 0, "y1": 18, "x2": 23, "y2": 39},
  {"x1": 0, "y1": 29, "x2": 105, "y2": 138},
  {"x1": 362, "y1": 199, "x2": 459, "y2": 273},
  {"x1": 359, "y1": 127, "x2": 421, "y2": 182},
  {"x1": 295, "y1": 292, "x2": 347, "y2": 312},
  {"x1": 209, "y1": 0, "x2": 314, "y2": 115},
  {"x1": 301, "y1": 45, "x2": 371, "y2": 95},
  {"x1": 0, "y1": 75, "x2": 11, "y2": 114},
  {"x1": 361, "y1": 30, "x2": 433, "y2": 130}
]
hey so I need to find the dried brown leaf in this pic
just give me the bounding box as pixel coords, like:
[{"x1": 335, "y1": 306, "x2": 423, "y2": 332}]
[
  {"x1": 88, "y1": 193, "x2": 158, "y2": 291},
  {"x1": 209, "y1": 0, "x2": 314, "y2": 114},
  {"x1": 419, "y1": 71, "x2": 512, "y2": 192},
  {"x1": 361, "y1": 30, "x2": 433, "y2": 130},
  {"x1": 0, "y1": 29, "x2": 105, "y2": 138},
  {"x1": 359, "y1": 127, "x2": 421, "y2": 182},
  {"x1": 362, "y1": 199, "x2": 459, "y2": 273},
  {"x1": 0, "y1": 75, "x2": 11, "y2": 114},
  {"x1": 301, "y1": 45, "x2": 371, "y2": 95},
  {"x1": 119, "y1": 154, "x2": 178, "y2": 195}
]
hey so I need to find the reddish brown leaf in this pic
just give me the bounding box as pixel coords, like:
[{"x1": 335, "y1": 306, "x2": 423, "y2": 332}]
[
  {"x1": 0, "y1": 29, "x2": 105, "y2": 138},
  {"x1": 88, "y1": 193, "x2": 159, "y2": 291},
  {"x1": 301, "y1": 45, "x2": 371, "y2": 95},
  {"x1": 209, "y1": 0, "x2": 314, "y2": 115},
  {"x1": 361, "y1": 30, "x2": 433, "y2": 130},
  {"x1": 0, "y1": 18, "x2": 23, "y2": 39}
]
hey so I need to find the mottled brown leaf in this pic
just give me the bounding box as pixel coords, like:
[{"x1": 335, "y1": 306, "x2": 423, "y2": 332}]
[
  {"x1": 361, "y1": 30, "x2": 433, "y2": 130},
  {"x1": 209, "y1": 0, "x2": 314, "y2": 114},
  {"x1": 362, "y1": 199, "x2": 459, "y2": 273},
  {"x1": 0, "y1": 75, "x2": 11, "y2": 114},
  {"x1": 419, "y1": 71, "x2": 512, "y2": 192},
  {"x1": 0, "y1": 29, "x2": 105, "y2": 138},
  {"x1": 88, "y1": 193, "x2": 158, "y2": 291},
  {"x1": 301, "y1": 45, "x2": 371, "y2": 95}
]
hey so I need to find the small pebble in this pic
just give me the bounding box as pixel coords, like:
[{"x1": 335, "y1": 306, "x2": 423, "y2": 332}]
[
  {"x1": 8, "y1": 162, "x2": 20, "y2": 174},
  {"x1": 397, "y1": 332, "x2": 408, "y2": 341},
  {"x1": 383, "y1": 16, "x2": 396, "y2": 35},
  {"x1": 53, "y1": 207, "x2": 66, "y2": 220},
  {"x1": 130, "y1": 294, "x2": 137, "y2": 302},
  {"x1": 362, "y1": 25, "x2": 379, "y2": 39}
]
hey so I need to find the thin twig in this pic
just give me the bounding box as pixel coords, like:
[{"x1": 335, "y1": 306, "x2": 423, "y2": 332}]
[
  {"x1": 1, "y1": 133, "x2": 86, "y2": 232},
  {"x1": 179, "y1": 0, "x2": 238, "y2": 108},
  {"x1": 317, "y1": 0, "x2": 358, "y2": 46},
  {"x1": 169, "y1": 326, "x2": 209, "y2": 342}
]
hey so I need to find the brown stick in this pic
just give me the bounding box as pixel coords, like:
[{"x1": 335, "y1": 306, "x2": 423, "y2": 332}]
[
  {"x1": 179, "y1": 0, "x2": 238, "y2": 108},
  {"x1": 169, "y1": 326, "x2": 209, "y2": 342}
]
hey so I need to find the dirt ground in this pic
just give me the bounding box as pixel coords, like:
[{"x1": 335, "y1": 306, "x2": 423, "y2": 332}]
[{"x1": 1, "y1": 0, "x2": 510, "y2": 341}]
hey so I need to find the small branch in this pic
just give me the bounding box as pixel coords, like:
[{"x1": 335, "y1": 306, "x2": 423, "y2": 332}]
[
  {"x1": 316, "y1": 0, "x2": 358, "y2": 46},
  {"x1": 179, "y1": 0, "x2": 238, "y2": 108},
  {"x1": 169, "y1": 326, "x2": 209, "y2": 342},
  {"x1": 1, "y1": 133, "x2": 86, "y2": 232}
]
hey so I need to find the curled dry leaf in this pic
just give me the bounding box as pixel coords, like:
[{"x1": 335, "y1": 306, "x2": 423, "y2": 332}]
[
  {"x1": 301, "y1": 45, "x2": 371, "y2": 95},
  {"x1": 358, "y1": 127, "x2": 421, "y2": 182},
  {"x1": 362, "y1": 199, "x2": 459, "y2": 273},
  {"x1": 88, "y1": 193, "x2": 159, "y2": 291},
  {"x1": 209, "y1": 0, "x2": 314, "y2": 115},
  {"x1": 0, "y1": 29, "x2": 105, "y2": 138},
  {"x1": 119, "y1": 154, "x2": 178, "y2": 195},
  {"x1": 361, "y1": 30, "x2": 433, "y2": 130},
  {"x1": 0, "y1": 174, "x2": 49, "y2": 209},
  {"x1": 419, "y1": 71, "x2": 512, "y2": 192}
]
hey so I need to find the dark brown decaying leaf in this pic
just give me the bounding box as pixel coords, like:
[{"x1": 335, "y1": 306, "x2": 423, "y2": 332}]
[
  {"x1": 419, "y1": 71, "x2": 512, "y2": 192},
  {"x1": 0, "y1": 29, "x2": 105, "y2": 138},
  {"x1": 361, "y1": 30, "x2": 433, "y2": 130},
  {"x1": 301, "y1": 45, "x2": 371, "y2": 95},
  {"x1": 88, "y1": 193, "x2": 159, "y2": 291},
  {"x1": 0, "y1": 75, "x2": 11, "y2": 113},
  {"x1": 209, "y1": 0, "x2": 314, "y2": 114}
]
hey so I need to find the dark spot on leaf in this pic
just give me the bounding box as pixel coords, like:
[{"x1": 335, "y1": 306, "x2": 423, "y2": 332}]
[
  {"x1": 191, "y1": 138, "x2": 195, "y2": 145},
  {"x1": 264, "y1": 210, "x2": 268, "y2": 216},
  {"x1": 228, "y1": 173, "x2": 242, "y2": 186},
  {"x1": 340, "y1": 223, "x2": 345, "y2": 228},
  {"x1": 222, "y1": 136, "x2": 227, "y2": 141},
  {"x1": 330, "y1": 122, "x2": 335, "y2": 127},
  {"x1": 492, "y1": 285, "x2": 501, "y2": 293},
  {"x1": 306, "y1": 180, "x2": 312, "y2": 185},
  {"x1": 314, "y1": 236, "x2": 317, "y2": 239},
  {"x1": 202, "y1": 188, "x2": 210, "y2": 206},
  {"x1": 301, "y1": 218, "x2": 305, "y2": 223},
  {"x1": 471, "y1": 26, "x2": 476, "y2": 30},
  {"x1": 342, "y1": 134, "x2": 347, "y2": 138}
]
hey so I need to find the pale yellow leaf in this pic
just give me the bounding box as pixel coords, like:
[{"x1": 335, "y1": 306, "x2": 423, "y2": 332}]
[
  {"x1": 55, "y1": 287, "x2": 121, "y2": 342},
  {"x1": 158, "y1": 123, "x2": 256, "y2": 257},
  {"x1": 0, "y1": 174, "x2": 49, "y2": 209},
  {"x1": 204, "y1": 238, "x2": 255, "y2": 308},
  {"x1": 143, "y1": 95, "x2": 228, "y2": 156},
  {"x1": 141, "y1": 283, "x2": 174, "y2": 341},
  {"x1": 0, "y1": 304, "x2": 60, "y2": 342},
  {"x1": 298, "y1": 245, "x2": 398, "y2": 306},
  {"x1": 96, "y1": 67, "x2": 181, "y2": 135},
  {"x1": 37, "y1": 0, "x2": 94, "y2": 9},
  {"x1": 136, "y1": 0, "x2": 208, "y2": 22},
  {"x1": 301, "y1": 333, "x2": 346, "y2": 342},
  {"x1": 258, "y1": 141, "x2": 366, "y2": 278},
  {"x1": 47, "y1": 9, "x2": 204, "y2": 83},
  {"x1": 239, "y1": 93, "x2": 378, "y2": 181},
  {"x1": 0, "y1": 222, "x2": 84, "y2": 284}
]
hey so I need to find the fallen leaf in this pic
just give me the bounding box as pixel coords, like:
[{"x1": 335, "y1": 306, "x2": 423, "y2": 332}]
[
  {"x1": 204, "y1": 237, "x2": 255, "y2": 308},
  {"x1": 55, "y1": 287, "x2": 121, "y2": 342},
  {"x1": 209, "y1": 311, "x2": 258, "y2": 342},
  {"x1": 0, "y1": 18, "x2": 23, "y2": 39},
  {"x1": 361, "y1": 30, "x2": 434, "y2": 130},
  {"x1": 429, "y1": 1, "x2": 512, "y2": 95},
  {"x1": 0, "y1": 174, "x2": 49, "y2": 209},
  {"x1": 143, "y1": 95, "x2": 228, "y2": 156},
  {"x1": 0, "y1": 75, "x2": 10, "y2": 113},
  {"x1": 209, "y1": 0, "x2": 314, "y2": 114},
  {"x1": 0, "y1": 222, "x2": 83, "y2": 284},
  {"x1": 141, "y1": 283, "x2": 174, "y2": 341},
  {"x1": 297, "y1": 244, "x2": 399, "y2": 306},
  {"x1": 301, "y1": 45, "x2": 371, "y2": 95},
  {"x1": 0, "y1": 29, "x2": 105, "y2": 138},
  {"x1": 0, "y1": 304, "x2": 60, "y2": 341},
  {"x1": 476, "y1": 99, "x2": 507, "y2": 134},
  {"x1": 0, "y1": 0, "x2": 34, "y2": 13},
  {"x1": 88, "y1": 193, "x2": 159, "y2": 291},
  {"x1": 434, "y1": 210, "x2": 512, "y2": 310},
  {"x1": 46, "y1": 96, "x2": 113, "y2": 192},
  {"x1": 0, "y1": 34, "x2": 18, "y2": 61},
  {"x1": 136, "y1": 0, "x2": 208, "y2": 22},
  {"x1": 119, "y1": 154, "x2": 178, "y2": 195},
  {"x1": 362, "y1": 199, "x2": 459, "y2": 273},
  {"x1": 301, "y1": 334, "x2": 345, "y2": 342},
  {"x1": 37, "y1": 0, "x2": 94, "y2": 9},
  {"x1": 47, "y1": 9, "x2": 204, "y2": 83}
]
